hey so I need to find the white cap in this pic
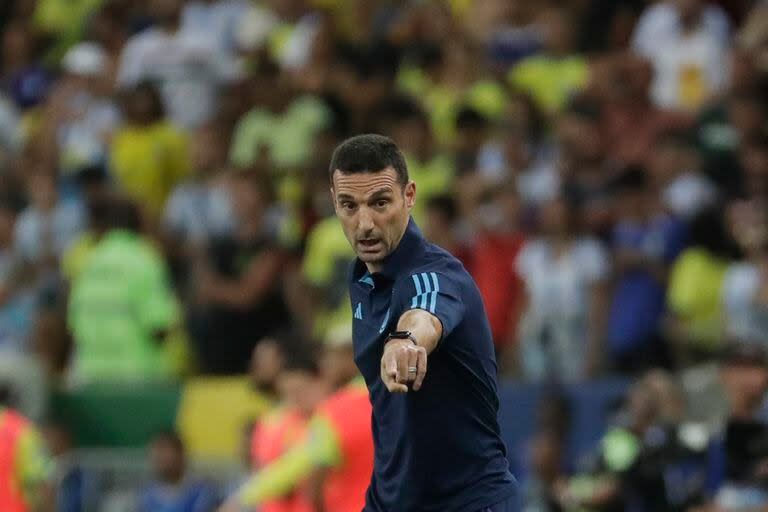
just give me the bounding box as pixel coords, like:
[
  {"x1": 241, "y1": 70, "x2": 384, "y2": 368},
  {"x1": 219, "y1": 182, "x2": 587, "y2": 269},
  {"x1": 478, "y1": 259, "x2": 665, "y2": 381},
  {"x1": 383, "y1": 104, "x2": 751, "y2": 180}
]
[{"x1": 62, "y1": 43, "x2": 107, "y2": 77}]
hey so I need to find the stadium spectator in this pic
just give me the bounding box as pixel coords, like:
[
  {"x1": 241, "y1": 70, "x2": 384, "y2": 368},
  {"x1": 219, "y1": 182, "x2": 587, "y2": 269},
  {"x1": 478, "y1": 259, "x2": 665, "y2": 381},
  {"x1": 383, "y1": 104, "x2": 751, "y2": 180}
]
[
  {"x1": 722, "y1": 199, "x2": 768, "y2": 345},
  {"x1": 598, "y1": 53, "x2": 691, "y2": 168},
  {"x1": 188, "y1": 170, "x2": 290, "y2": 374},
  {"x1": 707, "y1": 344, "x2": 768, "y2": 509},
  {"x1": 464, "y1": 181, "x2": 525, "y2": 368},
  {"x1": 386, "y1": 97, "x2": 454, "y2": 224},
  {"x1": 516, "y1": 196, "x2": 610, "y2": 381},
  {"x1": 666, "y1": 207, "x2": 737, "y2": 365},
  {"x1": 60, "y1": 171, "x2": 111, "y2": 282},
  {"x1": 38, "y1": 42, "x2": 120, "y2": 178},
  {"x1": 0, "y1": 197, "x2": 36, "y2": 352},
  {"x1": 606, "y1": 168, "x2": 687, "y2": 373},
  {"x1": 631, "y1": 0, "x2": 730, "y2": 111},
  {"x1": 250, "y1": 337, "x2": 321, "y2": 512},
  {"x1": 228, "y1": 63, "x2": 332, "y2": 171},
  {"x1": 116, "y1": 0, "x2": 238, "y2": 130},
  {"x1": 67, "y1": 198, "x2": 181, "y2": 383},
  {"x1": 44, "y1": 421, "x2": 101, "y2": 511},
  {"x1": 110, "y1": 82, "x2": 191, "y2": 218},
  {"x1": 162, "y1": 125, "x2": 234, "y2": 290},
  {"x1": 138, "y1": 431, "x2": 219, "y2": 512},
  {"x1": 508, "y1": 7, "x2": 588, "y2": 115},
  {"x1": 475, "y1": 106, "x2": 559, "y2": 207},
  {"x1": 224, "y1": 323, "x2": 373, "y2": 512},
  {"x1": 558, "y1": 370, "x2": 709, "y2": 511},
  {"x1": 14, "y1": 169, "x2": 84, "y2": 271},
  {"x1": 1, "y1": 21, "x2": 54, "y2": 112}
]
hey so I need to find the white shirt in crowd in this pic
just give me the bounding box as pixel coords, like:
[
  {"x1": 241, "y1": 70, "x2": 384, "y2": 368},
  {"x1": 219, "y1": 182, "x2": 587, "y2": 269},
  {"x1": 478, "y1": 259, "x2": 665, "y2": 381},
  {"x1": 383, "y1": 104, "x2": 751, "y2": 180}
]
[
  {"x1": 515, "y1": 237, "x2": 610, "y2": 381},
  {"x1": 57, "y1": 92, "x2": 120, "y2": 174},
  {"x1": 14, "y1": 200, "x2": 85, "y2": 263},
  {"x1": 476, "y1": 142, "x2": 561, "y2": 206},
  {"x1": 117, "y1": 27, "x2": 240, "y2": 129},
  {"x1": 631, "y1": 1, "x2": 730, "y2": 111},
  {"x1": 163, "y1": 181, "x2": 235, "y2": 245},
  {"x1": 181, "y1": 0, "x2": 251, "y2": 53}
]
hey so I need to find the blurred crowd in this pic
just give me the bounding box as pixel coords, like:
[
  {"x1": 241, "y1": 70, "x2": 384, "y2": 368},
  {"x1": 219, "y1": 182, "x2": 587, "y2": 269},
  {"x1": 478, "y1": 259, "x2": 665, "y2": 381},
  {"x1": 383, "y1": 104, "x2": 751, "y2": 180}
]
[{"x1": 1, "y1": 0, "x2": 768, "y2": 509}]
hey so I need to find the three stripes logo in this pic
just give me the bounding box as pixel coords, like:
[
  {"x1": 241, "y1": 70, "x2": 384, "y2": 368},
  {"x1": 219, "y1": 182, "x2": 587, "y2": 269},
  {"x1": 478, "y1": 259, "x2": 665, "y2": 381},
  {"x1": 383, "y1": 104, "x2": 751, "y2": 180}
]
[
  {"x1": 410, "y1": 272, "x2": 439, "y2": 313},
  {"x1": 354, "y1": 302, "x2": 363, "y2": 320}
]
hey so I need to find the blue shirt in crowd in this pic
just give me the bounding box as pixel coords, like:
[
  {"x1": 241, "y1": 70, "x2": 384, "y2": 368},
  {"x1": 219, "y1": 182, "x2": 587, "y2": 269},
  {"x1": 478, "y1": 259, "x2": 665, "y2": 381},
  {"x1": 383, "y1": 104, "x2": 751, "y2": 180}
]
[{"x1": 607, "y1": 215, "x2": 687, "y2": 357}]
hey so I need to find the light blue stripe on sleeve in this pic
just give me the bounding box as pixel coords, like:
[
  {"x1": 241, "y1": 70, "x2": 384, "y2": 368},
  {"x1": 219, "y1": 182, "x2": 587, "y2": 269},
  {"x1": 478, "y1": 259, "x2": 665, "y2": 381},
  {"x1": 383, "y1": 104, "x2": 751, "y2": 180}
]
[
  {"x1": 420, "y1": 273, "x2": 431, "y2": 309},
  {"x1": 411, "y1": 274, "x2": 422, "y2": 308},
  {"x1": 429, "y1": 272, "x2": 439, "y2": 313}
]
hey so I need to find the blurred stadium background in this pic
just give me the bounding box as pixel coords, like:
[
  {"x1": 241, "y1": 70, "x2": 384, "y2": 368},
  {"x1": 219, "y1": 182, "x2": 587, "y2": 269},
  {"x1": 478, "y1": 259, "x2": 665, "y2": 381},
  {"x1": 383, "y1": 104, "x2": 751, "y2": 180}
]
[{"x1": 2, "y1": 0, "x2": 768, "y2": 510}]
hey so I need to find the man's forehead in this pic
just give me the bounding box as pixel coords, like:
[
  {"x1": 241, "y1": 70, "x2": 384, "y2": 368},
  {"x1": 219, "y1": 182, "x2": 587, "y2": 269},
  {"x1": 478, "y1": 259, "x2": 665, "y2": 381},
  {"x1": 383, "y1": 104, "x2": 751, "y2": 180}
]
[{"x1": 332, "y1": 168, "x2": 400, "y2": 196}]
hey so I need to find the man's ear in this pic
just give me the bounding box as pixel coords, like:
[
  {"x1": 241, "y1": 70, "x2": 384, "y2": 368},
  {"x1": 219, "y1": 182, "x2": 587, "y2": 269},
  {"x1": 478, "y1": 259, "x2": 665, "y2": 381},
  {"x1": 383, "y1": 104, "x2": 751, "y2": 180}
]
[{"x1": 404, "y1": 181, "x2": 416, "y2": 210}]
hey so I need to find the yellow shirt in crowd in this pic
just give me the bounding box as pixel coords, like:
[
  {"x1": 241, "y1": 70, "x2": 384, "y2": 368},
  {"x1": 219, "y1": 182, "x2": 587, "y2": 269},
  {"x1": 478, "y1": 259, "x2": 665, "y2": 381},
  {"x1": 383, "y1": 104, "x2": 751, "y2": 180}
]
[{"x1": 110, "y1": 121, "x2": 191, "y2": 217}]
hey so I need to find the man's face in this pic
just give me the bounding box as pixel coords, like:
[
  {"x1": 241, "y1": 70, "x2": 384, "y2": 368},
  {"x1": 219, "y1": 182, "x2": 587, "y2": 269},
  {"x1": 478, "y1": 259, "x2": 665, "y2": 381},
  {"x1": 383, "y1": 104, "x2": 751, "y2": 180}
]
[
  {"x1": 331, "y1": 168, "x2": 415, "y2": 270},
  {"x1": 276, "y1": 370, "x2": 321, "y2": 415}
]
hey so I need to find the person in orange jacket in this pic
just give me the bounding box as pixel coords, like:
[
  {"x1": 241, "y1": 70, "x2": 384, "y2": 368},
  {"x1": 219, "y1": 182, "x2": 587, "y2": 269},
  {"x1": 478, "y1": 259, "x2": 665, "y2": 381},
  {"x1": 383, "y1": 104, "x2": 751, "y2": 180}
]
[
  {"x1": 0, "y1": 384, "x2": 55, "y2": 512},
  {"x1": 222, "y1": 323, "x2": 373, "y2": 512},
  {"x1": 250, "y1": 333, "x2": 325, "y2": 512}
]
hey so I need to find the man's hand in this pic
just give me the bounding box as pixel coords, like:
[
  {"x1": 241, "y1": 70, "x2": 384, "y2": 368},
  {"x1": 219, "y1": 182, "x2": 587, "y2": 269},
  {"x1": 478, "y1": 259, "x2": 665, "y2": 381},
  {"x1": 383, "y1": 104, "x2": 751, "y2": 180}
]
[{"x1": 381, "y1": 339, "x2": 427, "y2": 392}]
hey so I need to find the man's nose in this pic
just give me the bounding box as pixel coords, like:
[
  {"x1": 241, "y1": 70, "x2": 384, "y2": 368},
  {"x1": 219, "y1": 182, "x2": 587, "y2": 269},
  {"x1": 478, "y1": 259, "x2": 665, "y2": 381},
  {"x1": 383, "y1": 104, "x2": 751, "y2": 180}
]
[{"x1": 358, "y1": 207, "x2": 375, "y2": 233}]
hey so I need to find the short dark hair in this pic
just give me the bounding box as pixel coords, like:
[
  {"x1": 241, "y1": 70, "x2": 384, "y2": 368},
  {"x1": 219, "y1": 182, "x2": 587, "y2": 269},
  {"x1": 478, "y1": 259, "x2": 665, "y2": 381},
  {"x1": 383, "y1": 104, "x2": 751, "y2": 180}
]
[{"x1": 329, "y1": 134, "x2": 409, "y2": 186}]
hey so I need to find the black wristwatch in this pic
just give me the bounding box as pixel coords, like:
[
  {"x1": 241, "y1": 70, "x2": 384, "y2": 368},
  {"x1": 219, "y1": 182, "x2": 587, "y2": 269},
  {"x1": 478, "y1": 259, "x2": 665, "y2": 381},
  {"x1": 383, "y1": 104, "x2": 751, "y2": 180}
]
[{"x1": 385, "y1": 331, "x2": 417, "y2": 346}]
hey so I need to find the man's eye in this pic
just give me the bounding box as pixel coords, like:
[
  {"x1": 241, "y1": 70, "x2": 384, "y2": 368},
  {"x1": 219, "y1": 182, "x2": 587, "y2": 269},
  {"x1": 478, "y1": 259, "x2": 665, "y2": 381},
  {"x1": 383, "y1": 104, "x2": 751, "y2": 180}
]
[
  {"x1": 375, "y1": 199, "x2": 389, "y2": 208},
  {"x1": 342, "y1": 202, "x2": 356, "y2": 210}
]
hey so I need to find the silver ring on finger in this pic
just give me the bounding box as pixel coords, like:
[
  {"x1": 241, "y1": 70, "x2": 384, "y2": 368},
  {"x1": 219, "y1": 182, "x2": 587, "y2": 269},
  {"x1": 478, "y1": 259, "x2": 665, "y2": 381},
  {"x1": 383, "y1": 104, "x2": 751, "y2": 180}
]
[{"x1": 408, "y1": 367, "x2": 418, "y2": 373}]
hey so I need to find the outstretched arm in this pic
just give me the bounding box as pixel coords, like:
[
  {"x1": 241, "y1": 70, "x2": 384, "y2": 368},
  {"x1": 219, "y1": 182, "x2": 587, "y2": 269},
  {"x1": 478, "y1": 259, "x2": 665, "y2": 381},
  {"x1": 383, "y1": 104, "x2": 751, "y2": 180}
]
[
  {"x1": 220, "y1": 415, "x2": 341, "y2": 511},
  {"x1": 381, "y1": 270, "x2": 466, "y2": 393}
]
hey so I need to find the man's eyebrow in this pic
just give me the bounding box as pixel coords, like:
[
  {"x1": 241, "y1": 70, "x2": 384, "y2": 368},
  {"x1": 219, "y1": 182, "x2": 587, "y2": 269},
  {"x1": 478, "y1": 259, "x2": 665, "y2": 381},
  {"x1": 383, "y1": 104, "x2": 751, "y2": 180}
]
[
  {"x1": 368, "y1": 188, "x2": 394, "y2": 199},
  {"x1": 336, "y1": 193, "x2": 356, "y2": 201}
]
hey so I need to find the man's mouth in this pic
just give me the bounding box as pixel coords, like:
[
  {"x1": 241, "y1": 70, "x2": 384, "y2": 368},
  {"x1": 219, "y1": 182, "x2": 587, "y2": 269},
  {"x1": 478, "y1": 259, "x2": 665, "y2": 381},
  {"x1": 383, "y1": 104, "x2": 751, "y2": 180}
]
[{"x1": 358, "y1": 238, "x2": 381, "y2": 250}]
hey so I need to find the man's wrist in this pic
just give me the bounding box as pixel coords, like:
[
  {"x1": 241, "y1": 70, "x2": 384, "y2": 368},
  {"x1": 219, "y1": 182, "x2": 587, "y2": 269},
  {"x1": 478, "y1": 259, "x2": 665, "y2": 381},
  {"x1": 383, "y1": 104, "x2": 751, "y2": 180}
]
[{"x1": 385, "y1": 331, "x2": 417, "y2": 346}]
